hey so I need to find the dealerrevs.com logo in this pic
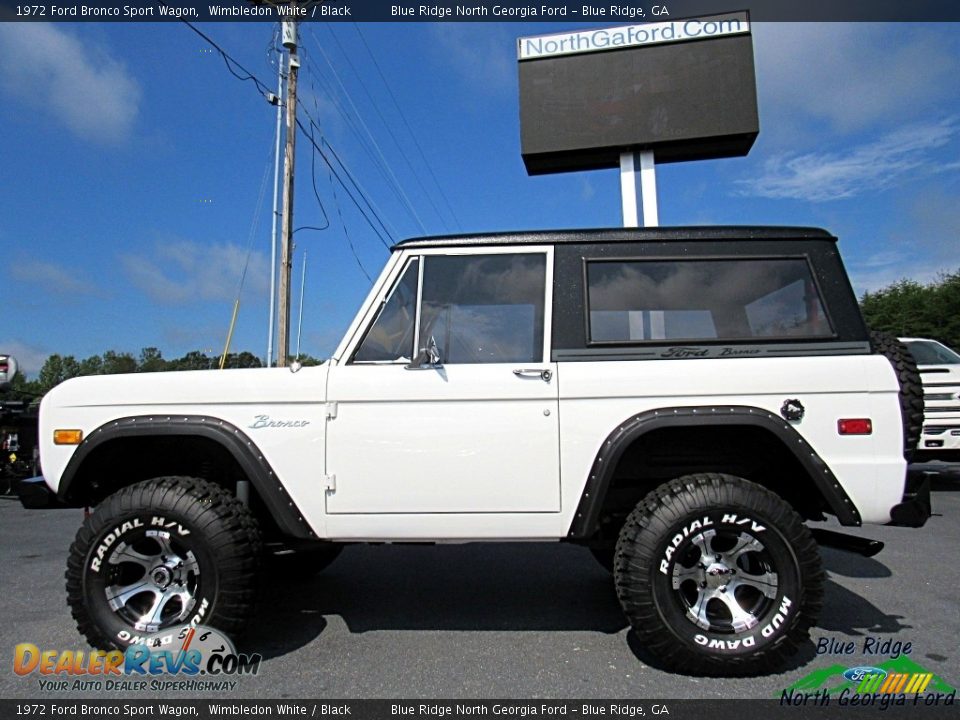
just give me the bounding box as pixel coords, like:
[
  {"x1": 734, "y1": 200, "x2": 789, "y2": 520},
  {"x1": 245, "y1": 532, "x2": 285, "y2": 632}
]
[{"x1": 14, "y1": 625, "x2": 262, "y2": 692}]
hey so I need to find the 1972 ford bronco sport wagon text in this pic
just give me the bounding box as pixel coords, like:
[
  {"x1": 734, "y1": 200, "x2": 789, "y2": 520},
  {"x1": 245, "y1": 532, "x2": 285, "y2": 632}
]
[{"x1": 20, "y1": 226, "x2": 930, "y2": 675}]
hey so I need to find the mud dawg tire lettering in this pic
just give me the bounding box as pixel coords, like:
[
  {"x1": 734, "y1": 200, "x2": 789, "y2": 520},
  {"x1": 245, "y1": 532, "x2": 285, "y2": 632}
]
[
  {"x1": 66, "y1": 476, "x2": 261, "y2": 650},
  {"x1": 614, "y1": 473, "x2": 823, "y2": 676},
  {"x1": 870, "y1": 330, "x2": 924, "y2": 460}
]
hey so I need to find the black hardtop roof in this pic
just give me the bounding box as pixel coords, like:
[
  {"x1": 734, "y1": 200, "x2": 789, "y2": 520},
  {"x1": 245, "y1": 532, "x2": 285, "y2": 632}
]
[{"x1": 392, "y1": 226, "x2": 835, "y2": 250}]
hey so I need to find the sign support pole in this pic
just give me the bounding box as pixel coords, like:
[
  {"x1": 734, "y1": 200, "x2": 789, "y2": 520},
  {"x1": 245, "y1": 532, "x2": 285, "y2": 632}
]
[
  {"x1": 620, "y1": 150, "x2": 659, "y2": 228},
  {"x1": 619, "y1": 151, "x2": 639, "y2": 228}
]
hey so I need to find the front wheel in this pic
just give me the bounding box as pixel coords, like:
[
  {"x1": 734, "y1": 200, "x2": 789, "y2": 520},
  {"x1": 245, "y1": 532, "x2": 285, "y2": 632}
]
[
  {"x1": 66, "y1": 476, "x2": 262, "y2": 649},
  {"x1": 614, "y1": 473, "x2": 823, "y2": 676}
]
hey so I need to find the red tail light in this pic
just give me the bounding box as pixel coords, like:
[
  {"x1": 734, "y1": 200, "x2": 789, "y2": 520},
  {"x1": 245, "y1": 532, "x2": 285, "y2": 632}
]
[{"x1": 838, "y1": 418, "x2": 872, "y2": 435}]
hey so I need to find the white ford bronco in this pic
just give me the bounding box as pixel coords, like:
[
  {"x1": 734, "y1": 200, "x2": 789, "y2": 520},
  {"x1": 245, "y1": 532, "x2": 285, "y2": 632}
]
[{"x1": 20, "y1": 226, "x2": 930, "y2": 676}]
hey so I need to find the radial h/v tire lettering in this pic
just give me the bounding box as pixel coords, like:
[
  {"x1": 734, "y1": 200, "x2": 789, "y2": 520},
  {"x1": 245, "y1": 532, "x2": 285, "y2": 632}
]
[
  {"x1": 65, "y1": 476, "x2": 262, "y2": 650},
  {"x1": 614, "y1": 474, "x2": 823, "y2": 676}
]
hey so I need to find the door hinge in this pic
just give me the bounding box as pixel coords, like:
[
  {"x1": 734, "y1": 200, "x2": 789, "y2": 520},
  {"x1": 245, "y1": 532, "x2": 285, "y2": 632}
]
[
  {"x1": 322, "y1": 474, "x2": 336, "y2": 492},
  {"x1": 325, "y1": 402, "x2": 338, "y2": 420}
]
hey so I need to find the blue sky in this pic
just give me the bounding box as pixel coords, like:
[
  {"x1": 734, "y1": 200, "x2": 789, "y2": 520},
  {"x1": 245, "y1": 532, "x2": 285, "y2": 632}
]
[{"x1": 1, "y1": 20, "x2": 958, "y2": 375}]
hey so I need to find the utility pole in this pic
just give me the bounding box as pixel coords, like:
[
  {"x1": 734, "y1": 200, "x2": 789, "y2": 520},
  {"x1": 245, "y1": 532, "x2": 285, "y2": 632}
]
[
  {"x1": 266, "y1": 43, "x2": 283, "y2": 368},
  {"x1": 277, "y1": 18, "x2": 299, "y2": 367}
]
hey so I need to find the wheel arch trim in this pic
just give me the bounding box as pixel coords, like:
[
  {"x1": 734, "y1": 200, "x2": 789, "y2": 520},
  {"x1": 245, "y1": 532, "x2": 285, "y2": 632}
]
[
  {"x1": 57, "y1": 415, "x2": 315, "y2": 539},
  {"x1": 567, "y1": 405, "x2": 861, "y2": 538}
]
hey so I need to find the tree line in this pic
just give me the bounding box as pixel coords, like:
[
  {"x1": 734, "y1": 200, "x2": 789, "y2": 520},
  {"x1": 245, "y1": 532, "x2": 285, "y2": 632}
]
[
  {"x1": 2, "y1": 348, "x2": 322, "y2": 402},
  {"x1": 4, "y1": 269, "x2": 958, "y2": 403},
  {"x1": 860, "y1": 269, "x2": 960, "y2": 350}
]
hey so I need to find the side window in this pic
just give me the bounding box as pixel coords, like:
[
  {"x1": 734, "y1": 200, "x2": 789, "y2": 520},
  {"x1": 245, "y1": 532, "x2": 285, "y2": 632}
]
[
  {"x1": 419, "y1": 254, "x2": 546, "y2": 364},
  {"x1": 353, "y1": 258, "x2": 419, "y2": 363},
  {"x1": 586, "y1": 258, "x2": 832, "y2": 344}
]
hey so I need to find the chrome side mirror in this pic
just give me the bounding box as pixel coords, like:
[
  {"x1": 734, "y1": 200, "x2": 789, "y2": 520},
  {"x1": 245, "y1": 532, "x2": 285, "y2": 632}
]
[{"x1": 405, "y1": 336, "x2": 442, "y2": 370}]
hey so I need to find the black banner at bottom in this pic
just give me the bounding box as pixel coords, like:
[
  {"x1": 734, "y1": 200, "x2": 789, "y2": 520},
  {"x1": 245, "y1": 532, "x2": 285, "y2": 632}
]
[{"x1": 0, "y1": 699, "x2": 957, "y2": 719}]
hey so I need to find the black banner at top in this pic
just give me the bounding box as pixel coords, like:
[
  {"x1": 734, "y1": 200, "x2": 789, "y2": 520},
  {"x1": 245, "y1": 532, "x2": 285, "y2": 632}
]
[{"x1": 1, "y1": 0, "x2": 959, "y2": 22}]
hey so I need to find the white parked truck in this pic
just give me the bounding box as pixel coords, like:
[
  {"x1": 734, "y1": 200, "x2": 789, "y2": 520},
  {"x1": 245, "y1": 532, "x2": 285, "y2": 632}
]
[
  {"x1": 20, "y1": 227, "x2": 930, "y2": 676},
  {"x1": 901, "y1": 337, "x2": 960, "y2": 462}
]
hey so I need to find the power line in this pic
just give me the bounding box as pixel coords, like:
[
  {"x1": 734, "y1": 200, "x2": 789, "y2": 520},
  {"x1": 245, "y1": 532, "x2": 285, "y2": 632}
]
[
  {"x1": 298, "y1": 115, "x2": 395, "y2": 249},
  {"x1": 351, "y1": 23, "x2": 462, "y2": 231},
  {"x1": 178, "y1": 19, "x2": 274, "y2": 99},
  {"x1": 323, "y1": 129, "x2": 374, "y2": 283},
  {"x1": 293, "y1": 103, "x2": 332, "y2": 237},
  {"x1": 322, "y1": 25, "x2": 452, "y2": 233},
  {"x1": 304, "y1": 27, "x2": 428, "y2": 235},
  {"x1": 299, "y1": 52, "x2": 411, "y2": 235},
  {"x1": 171, "y1": 18, "x2": 397, "y2": 256}
]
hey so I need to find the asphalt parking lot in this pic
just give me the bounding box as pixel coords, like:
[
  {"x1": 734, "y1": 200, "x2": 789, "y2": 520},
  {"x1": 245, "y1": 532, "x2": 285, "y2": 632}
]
[{"x1": 1, "y1": 464, "x2": 957, "y2": 700}]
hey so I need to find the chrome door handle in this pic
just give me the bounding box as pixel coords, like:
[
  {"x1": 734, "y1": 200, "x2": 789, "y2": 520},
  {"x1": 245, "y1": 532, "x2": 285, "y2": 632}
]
[{"x1": 513, "y1": 368, "x2": 553, "y2": 382}]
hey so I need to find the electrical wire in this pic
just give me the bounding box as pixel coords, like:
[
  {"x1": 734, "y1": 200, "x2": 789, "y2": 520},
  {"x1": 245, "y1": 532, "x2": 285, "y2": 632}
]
[
  {"x1": 168, "y1": 17, "x2": 397, "y2": 270},
  {"x1": 298, "y1": 115, "x2": 395, "y2": 249},
  {"x1": 352, "y1": 23, "x2": 462, "y2": 231},
  {"x1": 323, "y1": 25, "x2": 452, "y2": 232},
  {"x1": 319, "y1": 126, "x2": 373, "y2": 282},
  {"x1": 304, "y1": 27, "x2": 428, "y2": 235},
  {"x1": 176, "y1": 17, "x2": 275, "y2": 99},
  {"x1": 293, "y1": 93, "x2": 332, "y2": 237},
  {"x1": 299, "y1": 51, "x2": 410, "y2": 231}
]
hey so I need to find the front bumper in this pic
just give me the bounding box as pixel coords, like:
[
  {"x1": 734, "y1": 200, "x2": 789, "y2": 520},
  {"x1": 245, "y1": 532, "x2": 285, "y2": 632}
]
[
  {"x1": 16, "y1": 476, "x2": 74, "y2": 509},
  {"x1": 888, "y1": 471, "x2": 932, "y2": 528},
  {"x1": 916, "y1": 422, "x2": 960, "y2": 459}
]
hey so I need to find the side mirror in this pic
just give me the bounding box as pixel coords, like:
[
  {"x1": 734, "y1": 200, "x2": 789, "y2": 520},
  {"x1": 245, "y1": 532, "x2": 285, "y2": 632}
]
[
  {"x1": 0, "y1": 355, "x2": 18, "y2": 391},
  {"x1": 405, "y1": 337, "x2": 442, "y2": 370}
]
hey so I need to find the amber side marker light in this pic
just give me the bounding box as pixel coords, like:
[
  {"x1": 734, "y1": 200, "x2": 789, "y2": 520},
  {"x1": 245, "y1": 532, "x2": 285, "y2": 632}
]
[
  {"x1": 838, "y1": 419, "x2": 872, "y2": 435},
  {"x1": 53, "y1": 429, "x2": 83, "y2": 445}
]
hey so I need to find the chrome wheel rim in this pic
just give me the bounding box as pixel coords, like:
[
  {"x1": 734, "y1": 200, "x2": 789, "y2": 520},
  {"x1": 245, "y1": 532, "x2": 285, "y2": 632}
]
[
  {"x1": 670, "y1": 528, "x2": 779, "y2": 633},
  {"x1": 103, "y1": 532, "x2": 200, "y2": 632}
]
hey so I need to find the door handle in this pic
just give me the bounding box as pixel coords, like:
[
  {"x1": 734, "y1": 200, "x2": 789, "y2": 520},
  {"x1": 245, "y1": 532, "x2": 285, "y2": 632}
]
[{"x1": 513, "y1": 368, "x2": 553, "y2": 382}]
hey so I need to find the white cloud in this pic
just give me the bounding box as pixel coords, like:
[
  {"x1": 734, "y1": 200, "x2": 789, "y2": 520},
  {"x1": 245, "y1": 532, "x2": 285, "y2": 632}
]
[
  {"x1": 122, "y1": 239, "x2": 270, "y2": 306},
  {"x1": 9, "y1": 260, "x2": 104, "y2": 297},
  {"x1": 753, "y1": 23, "x2": 959, "y2": 134},
  {"x1": 735, "y1": 119, "x2": 957, "y2": 201},
  {"x1": 0, "y1": 24, "x2": 141, "y2": 143},
  {"x1": 0, "y1": 339, "x2": 49, "y2": 377}
]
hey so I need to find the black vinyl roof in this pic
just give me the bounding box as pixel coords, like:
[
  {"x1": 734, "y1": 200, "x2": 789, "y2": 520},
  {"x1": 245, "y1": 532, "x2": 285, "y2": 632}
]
[{"x1": 392, "y1": 226, "x2": 835, "y2": 250}]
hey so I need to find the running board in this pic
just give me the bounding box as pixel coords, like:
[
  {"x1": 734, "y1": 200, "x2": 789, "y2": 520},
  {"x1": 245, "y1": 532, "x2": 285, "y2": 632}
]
[{"x1": 811, "y1": 529, "x2": 885, "y2": 558}]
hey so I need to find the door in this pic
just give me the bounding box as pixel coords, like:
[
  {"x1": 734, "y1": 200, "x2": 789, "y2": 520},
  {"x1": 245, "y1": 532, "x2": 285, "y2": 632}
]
[{"x1": 325, "y1": 247, "x2": 560, "y2": 514}]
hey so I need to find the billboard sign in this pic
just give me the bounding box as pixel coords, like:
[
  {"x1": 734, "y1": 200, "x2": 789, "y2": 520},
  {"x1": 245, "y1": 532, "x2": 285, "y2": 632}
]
[{"x1": 518, "y1": 11, "x2": 759, "y2": 175}]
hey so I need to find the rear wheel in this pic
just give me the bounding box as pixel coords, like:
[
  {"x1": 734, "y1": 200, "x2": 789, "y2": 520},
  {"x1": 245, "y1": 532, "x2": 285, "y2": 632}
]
[
  {"x1": 614, "y1": 473, "x2": 823, "y2": 675},
  {"x1": 66, "y1": 476, "x2": 261, "y2": 649}
]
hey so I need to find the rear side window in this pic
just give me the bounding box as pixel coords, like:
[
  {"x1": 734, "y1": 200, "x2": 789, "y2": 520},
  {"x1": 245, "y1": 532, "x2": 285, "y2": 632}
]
[{"x1": 586, "y1": 258, "x2": 832, "y2": 344}]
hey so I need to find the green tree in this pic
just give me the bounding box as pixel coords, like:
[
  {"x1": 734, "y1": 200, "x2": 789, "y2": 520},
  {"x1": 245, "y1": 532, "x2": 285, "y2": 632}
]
[
  {"x1": 101, "y1": 351, "x2": 137, "y2": 375},
  {"x1": 37, "y1": 354, "x2": 81, "y2": 393},
  {"x1": 79, "y1": 355, "x2": 103, "y2": 376},
  {"x1": 0, "y1": 370, "x2": 41, "y2": 401},
  {"x1": 221, "y1": 351, "x2": 262, "y2": 369},
  {"x1": 295, "y1": 354, "x2": 325, "y2": 367},
  {"x1": 138, "y1": 347, "x2": 167, "y2": 373},
  {"x1": 861, "y1": 269, "x2": 960, "y2": 350},
  {"x1": 171, "y1": 351, "x2": 214, "y2": 371}
]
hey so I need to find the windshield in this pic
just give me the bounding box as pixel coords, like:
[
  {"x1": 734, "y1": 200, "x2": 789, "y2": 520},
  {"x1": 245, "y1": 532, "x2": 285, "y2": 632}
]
[{"x1": 904, "y1": 340, "x2": 960, "y2": 365}]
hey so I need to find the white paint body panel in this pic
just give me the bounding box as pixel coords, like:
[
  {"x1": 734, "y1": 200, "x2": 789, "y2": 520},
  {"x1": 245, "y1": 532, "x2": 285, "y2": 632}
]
[
  {"x1": 325, "y1": 363, "x2": 560, "y2": 513},
  {"x1": 39, "y1": 366, "x2": 333, "y2": 538},
  {"x1": 556, "y1": 355, "x2": 905, "y2": 526}
]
